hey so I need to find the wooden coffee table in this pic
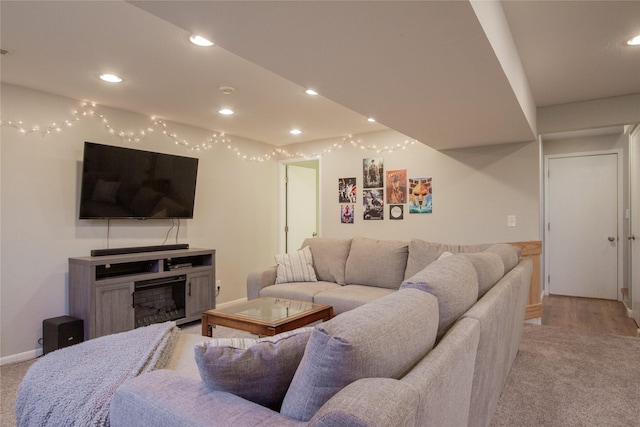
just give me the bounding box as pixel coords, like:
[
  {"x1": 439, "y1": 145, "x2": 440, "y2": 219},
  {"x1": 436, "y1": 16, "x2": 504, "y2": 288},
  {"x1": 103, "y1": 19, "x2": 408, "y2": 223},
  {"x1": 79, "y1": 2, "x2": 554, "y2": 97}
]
[{"x1": 201, "y1": 297, "x2": 334, "y2": 337}]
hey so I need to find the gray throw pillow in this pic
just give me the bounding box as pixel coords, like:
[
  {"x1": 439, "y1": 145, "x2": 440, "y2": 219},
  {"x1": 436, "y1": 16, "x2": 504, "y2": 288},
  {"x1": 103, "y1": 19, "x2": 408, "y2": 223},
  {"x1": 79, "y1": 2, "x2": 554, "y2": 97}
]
[
  {"x1": 280, "y1": 289, "x2": 438, "y2": 421},
  {"x1": 194, "y1": 327, "x2": 313, "y2": 410},
  {"x1": 401, "y1": 254, "x2": 478, "y2": 340}
]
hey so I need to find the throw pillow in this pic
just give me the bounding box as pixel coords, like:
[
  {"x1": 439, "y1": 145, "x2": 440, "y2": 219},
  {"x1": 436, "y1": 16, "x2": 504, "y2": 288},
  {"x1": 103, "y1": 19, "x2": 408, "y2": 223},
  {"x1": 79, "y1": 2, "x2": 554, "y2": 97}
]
[
  {"x1": 275, "y1": 246, "x2": 318, "y2": 284},
  {"x1": 194, "y1": 327, "x2": 314, "y2": 410},
  {"x1": 401, "y1": 254, "x2": 478, "y2": 340}
]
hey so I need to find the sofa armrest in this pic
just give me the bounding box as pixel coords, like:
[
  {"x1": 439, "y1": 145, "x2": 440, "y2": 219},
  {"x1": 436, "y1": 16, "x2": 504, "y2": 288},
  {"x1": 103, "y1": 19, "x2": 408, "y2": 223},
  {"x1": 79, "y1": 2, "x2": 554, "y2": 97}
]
[
  {"x1": 110, "y1": 370, "x2": 304, "y2": 427},
  {"x1": 246, "y1": 266, "x2": 278, "y2": 300},
  {"x1": 308, "y1": 377, "x2": 419, "y2": 427},
  {"x1": 400, "y1": 317, "x2": 480, "y2": 427}
]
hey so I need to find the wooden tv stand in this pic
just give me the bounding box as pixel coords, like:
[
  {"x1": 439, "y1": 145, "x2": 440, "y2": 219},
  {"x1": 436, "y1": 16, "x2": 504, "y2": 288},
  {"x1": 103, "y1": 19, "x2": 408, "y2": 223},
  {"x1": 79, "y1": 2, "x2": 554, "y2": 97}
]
[{"x1": 69, "y1": 248, "x2": 215, "y2": 340}]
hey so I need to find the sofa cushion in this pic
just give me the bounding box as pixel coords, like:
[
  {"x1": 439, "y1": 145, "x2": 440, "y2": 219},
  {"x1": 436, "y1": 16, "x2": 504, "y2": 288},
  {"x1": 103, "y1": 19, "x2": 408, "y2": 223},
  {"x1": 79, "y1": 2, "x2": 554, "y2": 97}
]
[
  {"x1": 301, "y1": 237, "x2": 352, "y2": 285},
  {"x1": 401, "y1": 254, "x2": 478, "y2": 340},
  {"x1": 194, "y1": 327, "x2": 313, "y2": 410},
  {"x1": 460, "y1": 252, "x2": 505, "y2": 298},
  {"x1": 344, "y1": 236, "x2": 409, "y2": 289},
  {"x1": 313, "y1": 284, "x2": 396, "y2": 315},
  {"x1": 280, "y1": 289, "x2": 439, "y2": 421},
  {"x1": 275, "y1": 246, "x2": 318, "y2": 284},
  {"x1": 404, "y1": 239, "x2": 461, "y2": 279},
  {"x1": 259, "y1": 281, "x2": 341, "y2": 302},
  {"x1": 485, "y1": 243, "x2": 520, "y2": 274}
]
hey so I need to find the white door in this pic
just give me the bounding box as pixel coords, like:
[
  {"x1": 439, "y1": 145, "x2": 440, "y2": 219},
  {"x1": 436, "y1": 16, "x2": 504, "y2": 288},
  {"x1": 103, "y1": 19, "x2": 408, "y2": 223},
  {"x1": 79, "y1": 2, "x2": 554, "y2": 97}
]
[
  {"x1": 630, "y1": 127, "x2": 640, "y2": 324},
  {"x1": 547, "y1": 153, "x2": 619, "y2": 299},
  {"x1": 286, "y1": 162, "x2": 318, "y2": 253}
]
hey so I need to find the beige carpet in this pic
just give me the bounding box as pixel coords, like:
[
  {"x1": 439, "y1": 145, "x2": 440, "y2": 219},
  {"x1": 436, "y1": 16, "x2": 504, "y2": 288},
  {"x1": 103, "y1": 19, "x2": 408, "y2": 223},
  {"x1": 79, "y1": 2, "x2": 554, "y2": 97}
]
[
  {"x1": 491, "y1": 324, "x2": 640, "y2": 426},
  {"x1": 2, "y1": 322, "x2": 639, "y2": 427}
]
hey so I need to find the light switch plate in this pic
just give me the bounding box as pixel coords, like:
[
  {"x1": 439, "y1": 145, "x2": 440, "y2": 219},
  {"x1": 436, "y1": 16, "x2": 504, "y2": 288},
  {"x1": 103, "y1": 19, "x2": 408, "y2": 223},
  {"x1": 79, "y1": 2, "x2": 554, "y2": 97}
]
[{"x1": 507, "y1": 215, "x2": 517, "y2": 227}]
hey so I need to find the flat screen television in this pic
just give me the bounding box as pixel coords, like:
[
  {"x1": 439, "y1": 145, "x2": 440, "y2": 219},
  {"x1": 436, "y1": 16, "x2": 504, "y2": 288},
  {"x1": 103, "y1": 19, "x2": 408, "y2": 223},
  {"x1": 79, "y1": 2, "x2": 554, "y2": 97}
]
[{"x1": 79, "y1": 142, "x2": 198, "y2": 219}]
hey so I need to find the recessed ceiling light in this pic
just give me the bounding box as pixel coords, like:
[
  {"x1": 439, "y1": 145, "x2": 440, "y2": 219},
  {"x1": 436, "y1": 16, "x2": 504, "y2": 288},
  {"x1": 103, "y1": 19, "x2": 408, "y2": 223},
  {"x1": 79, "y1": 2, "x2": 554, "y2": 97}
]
[
  {"x1": 218, "y1": 108, "x2": 234, "y2": 115},
  {"x1": 190, "y1": 35, "x2": 214, "y2": 47},
  {"x1": 99, "y1": 73, "x2": 123, "y2": 83},
  {"x1": 290, "y1": 129, "x2": 302, "y2": 135},
  {"x1": 367, "y1": 117, "x2": 376, "y2": 123},
  {"x1": 305, "y1": 89, "x2": 318, "y2": 96},
  {"x1": 627, "y1": 35, "x2": 640, "y2": 46}
]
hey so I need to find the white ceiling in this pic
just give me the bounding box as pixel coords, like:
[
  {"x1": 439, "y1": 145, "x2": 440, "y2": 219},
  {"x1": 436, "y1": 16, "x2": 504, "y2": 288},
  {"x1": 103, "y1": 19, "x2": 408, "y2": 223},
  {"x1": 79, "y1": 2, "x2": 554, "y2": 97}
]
[{"x1": 1, "y1": 1, "x2": 639, "y2": 150}]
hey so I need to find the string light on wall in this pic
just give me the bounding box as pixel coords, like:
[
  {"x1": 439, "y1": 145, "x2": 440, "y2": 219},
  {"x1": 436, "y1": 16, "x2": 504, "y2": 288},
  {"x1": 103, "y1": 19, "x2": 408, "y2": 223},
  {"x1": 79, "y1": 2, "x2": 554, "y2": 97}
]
[{"x1": 1, "y1": 100, "x2": 418, "y2": 161}]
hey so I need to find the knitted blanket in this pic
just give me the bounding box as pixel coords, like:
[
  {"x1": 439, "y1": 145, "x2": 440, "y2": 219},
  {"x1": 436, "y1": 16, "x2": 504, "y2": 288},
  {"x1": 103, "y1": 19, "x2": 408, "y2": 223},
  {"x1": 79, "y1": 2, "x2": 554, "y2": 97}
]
[{"x1": 15, "y1": 321, "x2": 180, "y2": 427}]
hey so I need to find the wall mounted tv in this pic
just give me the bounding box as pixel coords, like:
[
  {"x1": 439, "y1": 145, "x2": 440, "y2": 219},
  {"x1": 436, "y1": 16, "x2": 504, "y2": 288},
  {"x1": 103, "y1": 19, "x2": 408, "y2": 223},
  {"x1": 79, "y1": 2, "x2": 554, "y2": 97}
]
[{"x1": 79, "y1": 142, "x2": 198, "y2": 220}]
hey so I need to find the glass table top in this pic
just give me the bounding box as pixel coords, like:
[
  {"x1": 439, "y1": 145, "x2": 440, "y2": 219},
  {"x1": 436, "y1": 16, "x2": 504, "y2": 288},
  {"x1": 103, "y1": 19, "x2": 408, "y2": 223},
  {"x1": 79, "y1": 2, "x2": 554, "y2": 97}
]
[{"x1": 216, "y1": 298, "x2": 321, "y2": 322}]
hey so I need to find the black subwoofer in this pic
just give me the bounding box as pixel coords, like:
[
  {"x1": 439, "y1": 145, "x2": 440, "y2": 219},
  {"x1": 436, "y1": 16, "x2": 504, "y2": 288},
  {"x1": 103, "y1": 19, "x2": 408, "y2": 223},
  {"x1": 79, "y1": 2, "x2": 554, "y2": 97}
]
[{"x1": 43, "y1": 316, "x2": 84, "y2": 354}]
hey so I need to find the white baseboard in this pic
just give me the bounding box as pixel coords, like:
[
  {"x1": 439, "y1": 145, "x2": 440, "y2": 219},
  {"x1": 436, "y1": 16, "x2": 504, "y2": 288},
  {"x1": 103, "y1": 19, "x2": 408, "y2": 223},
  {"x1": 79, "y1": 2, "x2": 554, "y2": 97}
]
[
  {"x1": 525, "y1": 317, "x2": 542, "y2": 325},
  {"x1": 1, "y1": 300, "x2": 249, "y2": 366},
  {"x1": 1, "y1": 348, "x2": 42, "y2": 366}
]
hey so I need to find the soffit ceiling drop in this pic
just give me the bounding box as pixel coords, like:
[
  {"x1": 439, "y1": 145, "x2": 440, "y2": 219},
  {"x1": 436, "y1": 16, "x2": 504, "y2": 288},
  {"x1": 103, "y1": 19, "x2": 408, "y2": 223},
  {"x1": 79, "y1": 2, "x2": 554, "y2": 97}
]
[
  {"x1": 130, "y1": 0, "x2": 536, "y2": 150},
  {"x1": 2, "y1": 1, "x2": 638, "y2": 150}
]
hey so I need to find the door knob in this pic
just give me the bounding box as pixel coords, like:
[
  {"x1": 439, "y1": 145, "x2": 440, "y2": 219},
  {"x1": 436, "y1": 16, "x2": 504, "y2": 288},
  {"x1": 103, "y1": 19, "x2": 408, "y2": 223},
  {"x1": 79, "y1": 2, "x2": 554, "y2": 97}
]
[
  {"x1": 608, "y1": 236, "x2": 615, "y2": 242},
  {"x1": 629, "y1": 235, "x2": 636, "y2": 241}
]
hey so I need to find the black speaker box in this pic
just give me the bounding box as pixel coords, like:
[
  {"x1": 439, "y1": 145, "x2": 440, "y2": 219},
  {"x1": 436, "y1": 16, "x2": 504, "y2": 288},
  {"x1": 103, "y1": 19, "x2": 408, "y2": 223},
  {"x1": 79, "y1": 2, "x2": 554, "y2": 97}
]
[{"x1": 43, "y1": 316, "x2": 84, "y2": 354}]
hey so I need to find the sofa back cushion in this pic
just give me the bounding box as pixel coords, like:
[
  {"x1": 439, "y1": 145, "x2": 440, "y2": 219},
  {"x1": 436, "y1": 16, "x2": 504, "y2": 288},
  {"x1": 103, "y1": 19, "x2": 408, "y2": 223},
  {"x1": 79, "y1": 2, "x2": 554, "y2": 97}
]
[
  {"x1": 401, "y1": 254, "x2": 478, "y2": 340},
  {"x1": 344, "y1": 236, "x2": 409, "y2": 289},
  {"x1": 484, "y1": 243, "x2": 520, "y2": 274},
  {"x1": 280, "y1": 288, "x2": 439, "y2": 421},
  {"x1": 404, "y1": 239, "x2": 461, "y2": 279},
  {"x1": 460, "y1": 252, "x2": 504, "y2": 298},
  {"x1": 301, "y1": 237, "x2": 352, "y2": 285}
]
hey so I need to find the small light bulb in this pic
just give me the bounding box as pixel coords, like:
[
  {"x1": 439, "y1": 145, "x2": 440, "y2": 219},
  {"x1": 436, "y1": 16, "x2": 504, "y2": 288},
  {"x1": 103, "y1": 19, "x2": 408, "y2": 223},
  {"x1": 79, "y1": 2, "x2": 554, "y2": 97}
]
[
  {"x1": 218, "y1": 108, "x2": 234, "y2": 115},
  {"x1": 290, "y1": 129, "x2": 302, "y2": 135},
  {"x1": 190, "y1": 35, "x2": 214, "y2": 47},
  {"x1": 627, "y1": 35, "x2": 640, "y2": 46},
  {"x1": 99, "y1": 74, "x2": 123, "y2": 83},
  {"x1": 305, "y1": 89, "x2": 318, "y2": 96}
]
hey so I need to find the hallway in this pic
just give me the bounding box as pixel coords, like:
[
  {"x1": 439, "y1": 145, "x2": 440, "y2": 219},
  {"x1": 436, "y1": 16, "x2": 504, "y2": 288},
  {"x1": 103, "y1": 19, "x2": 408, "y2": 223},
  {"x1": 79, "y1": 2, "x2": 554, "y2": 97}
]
[{"x1": 542, "y1": 294, "x2": 639, "y2": 337}]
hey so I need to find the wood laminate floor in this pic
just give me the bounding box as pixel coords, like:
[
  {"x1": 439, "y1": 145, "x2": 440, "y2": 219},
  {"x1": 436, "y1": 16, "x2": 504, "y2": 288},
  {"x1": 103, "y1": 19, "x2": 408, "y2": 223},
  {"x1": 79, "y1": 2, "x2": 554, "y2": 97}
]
[{"x1": 542, "y1": 294, "x2": 639, "y2": 337}]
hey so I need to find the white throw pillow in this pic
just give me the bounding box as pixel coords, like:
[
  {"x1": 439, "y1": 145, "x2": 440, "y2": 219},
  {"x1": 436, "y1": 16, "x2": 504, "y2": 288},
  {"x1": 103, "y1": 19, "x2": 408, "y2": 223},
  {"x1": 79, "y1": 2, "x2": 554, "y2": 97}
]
[{"x1": 275, "y1": 246, "x2": 318, "y2": 283}]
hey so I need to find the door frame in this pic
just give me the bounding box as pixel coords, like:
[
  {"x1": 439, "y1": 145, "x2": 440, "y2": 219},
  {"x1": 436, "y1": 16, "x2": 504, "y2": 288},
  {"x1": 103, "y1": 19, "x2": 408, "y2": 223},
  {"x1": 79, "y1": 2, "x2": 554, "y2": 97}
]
[
  {"x1": 628, "y1": 124, "x2": 640, "y2": 325},
  {"x1": 543, "y1": 149, "x2": 624, "y2": 299},
  {"x1": 278, "y1": 157, "x2": 322, "y2": 254}
]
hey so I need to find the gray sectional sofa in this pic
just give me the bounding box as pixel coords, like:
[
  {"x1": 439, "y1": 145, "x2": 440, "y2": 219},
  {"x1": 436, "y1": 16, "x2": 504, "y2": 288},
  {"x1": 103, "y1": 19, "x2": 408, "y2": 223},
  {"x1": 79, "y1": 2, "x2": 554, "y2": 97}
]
[{"x1": 110, "y1": 236, "x2": 532, "y2": 427}]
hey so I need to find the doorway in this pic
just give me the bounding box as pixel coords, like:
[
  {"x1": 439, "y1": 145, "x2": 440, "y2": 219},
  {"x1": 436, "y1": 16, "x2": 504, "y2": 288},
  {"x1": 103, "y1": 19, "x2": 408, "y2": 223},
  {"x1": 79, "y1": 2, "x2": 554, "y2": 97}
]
[
  {"x1": 544, "y1": 150, "x2": 622, "y2": 300},
  {"x1": 279, "y1": 159, "x2": 320, "y2": 253}
]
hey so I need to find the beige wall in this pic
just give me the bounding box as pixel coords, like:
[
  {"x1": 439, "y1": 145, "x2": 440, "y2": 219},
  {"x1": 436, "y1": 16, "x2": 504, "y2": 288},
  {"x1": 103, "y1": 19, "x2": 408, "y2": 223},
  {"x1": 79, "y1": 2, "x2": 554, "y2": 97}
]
[
  {"x1": 289, "y1": 130, "x2": 541, "y2": 244},
  {"x1": 0, "y1": 84, "x2": 279, "y2": 361}
]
